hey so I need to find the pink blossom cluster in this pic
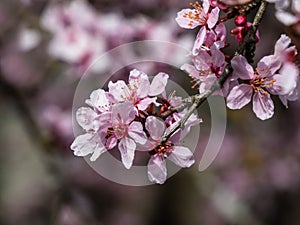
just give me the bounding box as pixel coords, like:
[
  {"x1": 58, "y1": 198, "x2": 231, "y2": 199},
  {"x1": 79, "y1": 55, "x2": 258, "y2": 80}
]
[
  {"x1": 227, "y1": 35, "x2": 299, "y2": 120},
  {"x1": 266, "y1": 0, "x2": 300, "y2": 25},
  {"x1": 71, "y1": 69, "x2": 201, "y2": 184},
  {"x1": 41, "y1": 0, "x2": 193, "y2": 75},
  {"x1": 176, "y1": 0, "x2": 299, "y2": 120}
]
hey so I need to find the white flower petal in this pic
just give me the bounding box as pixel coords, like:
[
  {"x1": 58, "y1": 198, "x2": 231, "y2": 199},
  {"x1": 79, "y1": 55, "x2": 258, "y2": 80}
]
[
  {"x1": 76, "y1": 107, "x2": 98, "y2": 131},
  {"x1": 169, "y1": 146, "x2": 195, "y2": 168},
  {"x1": 128, "y1": 121, "x2": 147, "y2": 144},
  {"x1": 226, "y1": 84, "x2": 253, "y2": 109},
  {"x1": 145, "y1": 116, "x2": 166, "y2": 141},
  {"x1": 253, "y1": 92, "x2": 274, "y2": 120},
  {"x1": 149, "y1": 72, "x2": 169, "y2": 96},
  {"x1": 118, "y1": 137, "x2": 136, "y2": 169},
  {"x1": 147, "y1": 156, "x2": 167, "y2": 184}
]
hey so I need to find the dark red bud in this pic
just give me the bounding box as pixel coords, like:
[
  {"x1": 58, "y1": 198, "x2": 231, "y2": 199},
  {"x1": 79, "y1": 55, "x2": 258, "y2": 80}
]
[{"x1": 235, "y1": 15, "x2": 247, "y2": 26}]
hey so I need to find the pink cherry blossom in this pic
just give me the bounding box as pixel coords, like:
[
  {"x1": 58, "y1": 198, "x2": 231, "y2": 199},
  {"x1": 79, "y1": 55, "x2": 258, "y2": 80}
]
[
  {"x1": 85, "y1": 88, "x2": 116, "y2": 113},
  {"x1": 192, "y1": 23, "x2": 226, "y2": 55},
  {"x1": 181, "y1": 43, "x2": 234, "y2": 95},
  {"x1": 108, "y1": 69, "x2": 169, "y2": 110},
  {"x1": 102, "y1": 102, "x2": 147, "y2": 169},
  {"x1": 144, "y1": 116, "x2": 195, "y2": 184},
  {"x1": 71, "y1": 132, "x2": 107, "y2": 162},
  {"x1": 264, "y1": 35, "x2": 300, "y2": 107},
  {"x1": 175, "y1": 0, "x2": 220, "y2": 30},
  {"x1": 227, "y1": 55, "x2": 298, "y2": 120}
]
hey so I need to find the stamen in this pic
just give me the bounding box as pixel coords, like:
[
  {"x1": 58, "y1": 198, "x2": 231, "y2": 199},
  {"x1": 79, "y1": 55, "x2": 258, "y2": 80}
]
[
  {"x1": 183, "y1": 1, "x2": 207, "y2": 26},
  {"x1": 250, "y1": 68, "x2": 277, "y2": 95}
]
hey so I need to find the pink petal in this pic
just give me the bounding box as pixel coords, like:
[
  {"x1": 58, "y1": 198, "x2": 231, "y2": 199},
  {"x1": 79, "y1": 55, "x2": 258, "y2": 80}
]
[
  {"x1": 226, "y1": 84, "x2": 253, "y2": 109},
  {"x1": 169, "y1": 146, "x2": 195, "y2": 168},
  {"x1": 207, "y1": 7, "x2": 220, "y2": 29},
  {"x1": 149, "y1": 72, "x2": 169, "y2": 96},
  {"x1": 271, "y1": 63, "x2": 299, "y2": 95},
  {"x1": 111, "y1": 102, "x2": 136, "y2": 126},
  {"x1": 118, "y1": 137, "x2": 136, "y2": 169},
  {"x1": 175, "y1": 9, "x2": 201, "y2": 29},
  {"x1": 181, "y1": 64, "x2": 199, "y2": 78},
  {"x1": 275, "y1": 11, "x2": 298, "y2": 26},
  {"x1": 202, "y1": 0, "x2": 210, "y2": 13},
  {"x1": 145, "y1": 116, "x2": 166, "y2": 141},
  {"x1": 192, "y1": 26, "x2": 207, "y2": 55},
  {"x1": 231, "y1": 55, "x2": 254, "y2": 80},
  {"x1": 128, "y1": 121, "x2": 147, "y2": 144},
  {"x1": 105, "y1": 135, "x2": 117, "y2": 149},
  {"x1": 279, "y1": 87, "x2": 299, "y2": 108},
  {"x1": 180, "y1": 113, "x2": 202, "y2": 139},
  {"x1": 215, "y1": 23, "x2": 227, "y2": 42},
  {"x1": 97, "y1": 112, "x2": 112, "y2": 132},
  {"x1": 274, "y1": 34, "x2": 291, "y2": 55},
  {"x1": 85, "y1": 89, "x2": 111, "y2": 112},
  {"x1": 76, "y1": 107, "x2": 98, "y2": 131},
  {"x1": 147, "y1": 155, "x2": 167, "y2": 184},
  {"x1": 210, "y1": 44, "x2": 226, "y2": 68},
  {"x1": 199, "y1": 74, "x2": 217, "y2": 94},
  {"x1": 108, "y1": 80, "x2": 130, "y2": 102},
  {"x1": 192, "y1": 50, "x2": 211, "y2": 72},
  {"x1": 252, "y1": 92, "x2": 274, "y2": 120},
  {"x1": 137, "y1": 97, "x2": 157, "y2": 111},
  {"x1": 258, "y1": 55, "x2": 281, "y2": 75},
  {"x1": 71, "y1": 133, "x2": 106, "y2": 161},
  {"x1": 90, "y1": 144, "x2": 107, "y2": 161},
  {"x1": 128, "y1": 69, "x2": 150, "y2": 98}
]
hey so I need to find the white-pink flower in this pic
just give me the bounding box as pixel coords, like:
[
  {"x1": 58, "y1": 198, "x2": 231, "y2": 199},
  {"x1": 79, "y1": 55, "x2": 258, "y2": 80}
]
[
  {"x1": 227, "y1": 55, "x2": 298, "y2": 120},
  {"x1": 85, "y1": 88, "x2": 116, "y2": 113},
  {"x1": 264, "y1": 35, "x2": 299, "y2": 107},
  {"x1": 108, "y1": 69, "x2": 169, "y2": 110},
  {"x1": 102, "y1": 102, "x2": 147, "y2": 169},
  {"x1": 144, "y1": 116, "x2": 195, "y2": 184},
  {"x1": 71, "y1": 106, "x2": 106, "y2": 161},
  {"x1": 175, "y1": 0, "x2": 220, "y2": 30}
]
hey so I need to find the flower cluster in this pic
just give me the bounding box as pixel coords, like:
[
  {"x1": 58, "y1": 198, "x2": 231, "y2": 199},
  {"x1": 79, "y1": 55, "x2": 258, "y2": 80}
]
[
  {"x1": 41, "y1": 0, "x2": 193, "y2": 75},
  {"x1": 267, "y1": 0, "x2": 300, "y2": 25},
  {"x1": 176, "y1": 0, "x2": 299, "y2": 120},
  {"x1": 227, "y1": 35, "x2": 299, "y2": 119},
  {"x1": 71, "y1": 69, "x2": 201, "y2": 184},
  {"x1": 70, "y1": 0, "x2": 300, "y2": 185}
]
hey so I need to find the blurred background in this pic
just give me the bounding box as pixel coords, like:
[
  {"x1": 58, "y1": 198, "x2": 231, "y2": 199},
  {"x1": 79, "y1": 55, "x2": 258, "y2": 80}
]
[{"x1": 1, "y1": 0, "x2": 300, "y2": 225}]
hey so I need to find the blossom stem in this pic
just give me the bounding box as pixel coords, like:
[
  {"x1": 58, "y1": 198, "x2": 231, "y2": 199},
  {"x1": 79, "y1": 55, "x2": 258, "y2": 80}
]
[{"x1": 161, "y1": 0, "x2": 268, "y2": 143}]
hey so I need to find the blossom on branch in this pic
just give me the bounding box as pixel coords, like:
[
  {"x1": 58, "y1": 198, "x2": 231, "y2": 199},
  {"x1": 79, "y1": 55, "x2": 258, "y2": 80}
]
[
  {"x1": 143, "y1": 116, "x2": 196, "y2": 184},
  {"x1": 226, "y1": 51, "x2": 298, "y2": 120}
]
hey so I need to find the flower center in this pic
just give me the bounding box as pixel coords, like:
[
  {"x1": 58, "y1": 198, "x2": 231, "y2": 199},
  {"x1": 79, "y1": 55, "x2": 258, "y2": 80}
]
[
  {"x1": 120, "y1": 78, "x2": 140, "y2": 102},
  {"x1": 250, "y1": 68, "x2": 276, "y2": 95},
  {"x1": 113, "y1": 124, "x2": 128, "y2": 139},
  {"x1": 150, "y1": 141, "x2": 174, "y2": 158},
  {"x1": 183, "y1": 1, "x2": 207, "y2": 27}
]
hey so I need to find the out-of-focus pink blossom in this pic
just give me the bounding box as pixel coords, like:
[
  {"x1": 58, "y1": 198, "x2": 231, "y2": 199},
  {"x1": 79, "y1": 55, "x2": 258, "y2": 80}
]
[
  {"x1": 267, "y1": 0, "x2": 300, "y2": 26},
  {"x1": 17, "y1": 27, "x2": 41, "y2": 52}
]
